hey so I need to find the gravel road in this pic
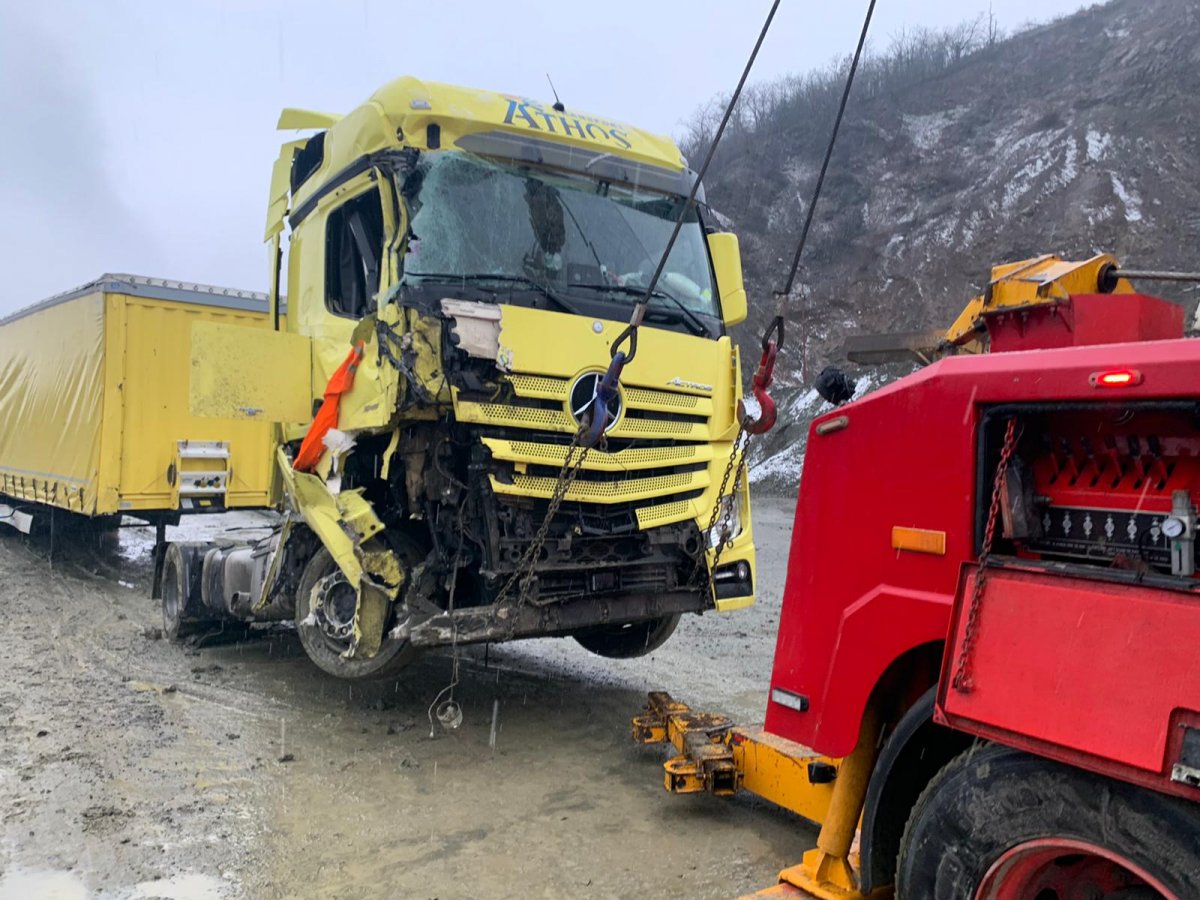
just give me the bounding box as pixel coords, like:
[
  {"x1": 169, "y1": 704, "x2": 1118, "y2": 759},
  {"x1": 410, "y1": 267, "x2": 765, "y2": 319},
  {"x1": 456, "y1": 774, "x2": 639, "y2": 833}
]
[{"x1": 0, "y1": 495, "x2": 814, "y2": 899}]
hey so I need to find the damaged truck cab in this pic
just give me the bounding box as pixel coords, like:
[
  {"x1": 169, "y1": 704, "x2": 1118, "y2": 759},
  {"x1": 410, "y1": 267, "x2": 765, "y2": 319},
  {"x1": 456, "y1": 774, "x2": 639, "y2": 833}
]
[{"x1": 172, "y1": 77, "x2": 756, "y2": 678}]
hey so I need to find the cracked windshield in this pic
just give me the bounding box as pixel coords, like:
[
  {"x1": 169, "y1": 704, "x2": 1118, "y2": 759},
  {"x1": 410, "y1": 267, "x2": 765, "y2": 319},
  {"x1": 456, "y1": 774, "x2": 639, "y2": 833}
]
[{"x1": 401, "y1": 152, "x2": 720, "y2": 322}]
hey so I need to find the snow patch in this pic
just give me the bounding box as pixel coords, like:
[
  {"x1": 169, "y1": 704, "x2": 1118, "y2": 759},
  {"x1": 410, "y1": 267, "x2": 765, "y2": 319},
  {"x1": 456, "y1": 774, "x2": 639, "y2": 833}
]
[
  {"x1": 1086, "y1": 129, "x2": 1111, "y2": 161},
  {"x1": 903, "y1": 108, "x2": 965, "y2": 153},
  {"x1": 997, "y1": 133, "x2": 1078, "y2": 213},
  {"x1": 1109, "y1": 174, "x2": 1143, "y2": 222},
  {"x1": 750, "y1": 444, "x2": 804, "y2": 486},
  {"x1": 749, "y1": 374, "x2": 888, "y2": 486},
  {"x1": 1060, "y1": 137, "x2": 1079, "y2": 184}
]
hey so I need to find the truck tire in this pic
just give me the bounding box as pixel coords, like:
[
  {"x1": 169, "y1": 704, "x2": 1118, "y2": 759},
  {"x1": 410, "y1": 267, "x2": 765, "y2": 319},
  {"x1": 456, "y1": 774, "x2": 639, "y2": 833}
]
[
  {"x1": 574, "y1": 613, "x2": 680, "y2": 659},
  {"x1": 896, "y1": 742, "x2": 1200, "y2": 899},
  {"x1": 294, "y1": 542, "x2": 420, "y2": 681},
  {"x1": 161, "y1": 542, "x2": 216, "y2": 641}
]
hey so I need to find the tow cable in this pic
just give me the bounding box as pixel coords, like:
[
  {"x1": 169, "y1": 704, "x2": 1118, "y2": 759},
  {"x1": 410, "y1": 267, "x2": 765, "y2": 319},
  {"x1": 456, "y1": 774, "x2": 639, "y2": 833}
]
[
  {"x1": 503, "y1": 0, "x2": 877, "y2": 607},
  {"x1": 701, "y1": 0, "x2": 878, "y2": 590}
]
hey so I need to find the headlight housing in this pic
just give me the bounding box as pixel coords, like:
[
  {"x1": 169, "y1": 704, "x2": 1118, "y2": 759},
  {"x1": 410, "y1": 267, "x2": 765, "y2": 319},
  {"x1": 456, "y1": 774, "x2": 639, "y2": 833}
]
[{"x1": 707, "y1": 494, "x2": 743, "y2": 549}]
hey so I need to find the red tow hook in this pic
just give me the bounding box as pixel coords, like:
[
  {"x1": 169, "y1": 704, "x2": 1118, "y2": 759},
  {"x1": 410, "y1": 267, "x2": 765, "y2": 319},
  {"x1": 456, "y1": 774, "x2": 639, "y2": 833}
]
[{"x1": 740, "y1": 339, "x2": 778, "y2": 434}]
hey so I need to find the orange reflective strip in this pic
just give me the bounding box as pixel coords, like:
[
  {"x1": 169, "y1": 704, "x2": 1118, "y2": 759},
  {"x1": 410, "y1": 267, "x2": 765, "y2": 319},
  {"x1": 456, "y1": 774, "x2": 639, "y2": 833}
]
[{"x1": 891, "y1": 526, "x2": 946, "y2": 556}]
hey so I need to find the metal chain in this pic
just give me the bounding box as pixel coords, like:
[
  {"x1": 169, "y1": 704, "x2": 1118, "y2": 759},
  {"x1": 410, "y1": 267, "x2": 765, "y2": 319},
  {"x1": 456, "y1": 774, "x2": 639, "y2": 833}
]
[
  {"x1": 693, "y1": 421, "x2": 752, "y2": 597},
  {"x1": 493, "y1": 430, "x2": 591, "y2": 609},
  {"x1": 952, "y1": 417, "x2": 1020, "y2": 694}
]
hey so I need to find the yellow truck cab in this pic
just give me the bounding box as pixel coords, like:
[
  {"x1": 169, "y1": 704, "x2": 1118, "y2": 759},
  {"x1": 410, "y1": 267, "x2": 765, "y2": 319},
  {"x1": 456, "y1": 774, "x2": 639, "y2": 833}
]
[{"x1": 178, "y1": 76, "x2": 756, "y2": 678}]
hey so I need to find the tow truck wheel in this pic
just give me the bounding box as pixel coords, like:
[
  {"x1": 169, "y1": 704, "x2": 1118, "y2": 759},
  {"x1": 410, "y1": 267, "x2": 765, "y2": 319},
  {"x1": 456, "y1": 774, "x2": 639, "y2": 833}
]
[
  {"x1": 294, "y1": 539, "x2": 421, "y2": 681},
  {"x1": 896, "y1": 743, "x2": 1200, "y2": 899},
  {"x1": 573, "y1": 614, "x2": 681, "y2": 659},
  {"x1": 161, "y1": 542, "x2": 216, "y2": 641}
]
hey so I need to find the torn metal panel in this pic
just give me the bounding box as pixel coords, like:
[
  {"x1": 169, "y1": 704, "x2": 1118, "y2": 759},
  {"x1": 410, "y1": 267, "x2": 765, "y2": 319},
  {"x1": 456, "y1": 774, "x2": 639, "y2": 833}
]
[
  {"x1": 354, "y1": 548, "x2": 406, "y2": 657},
  {"x1": 265, "y1": 138, "x2": 306, "y2": 240},
  {"x1": 440, "y1": 298, "x2": 511, "y2": 371},
  {"x1": 380, "y1": 428, "x2": 402, "y2": 480},
  {"x1": 278, "y1": 448, "x2": 403, "y2": 659}
]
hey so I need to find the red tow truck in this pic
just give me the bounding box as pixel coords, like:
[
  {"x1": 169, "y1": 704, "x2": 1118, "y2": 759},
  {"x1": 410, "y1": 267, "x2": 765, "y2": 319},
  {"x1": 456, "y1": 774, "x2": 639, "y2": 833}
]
[{"x1": 635, "y1": 254, "x2": 1200, "y2": 898}]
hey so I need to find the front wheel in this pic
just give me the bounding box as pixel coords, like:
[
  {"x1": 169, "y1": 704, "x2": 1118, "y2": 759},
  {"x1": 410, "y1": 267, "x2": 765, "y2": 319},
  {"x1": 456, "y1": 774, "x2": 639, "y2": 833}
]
[
  {"x1": 294, "y1": 543, "x2": 420, "y2": 680},
  {"x1": 897, "y1": 743, "x2": 1200, "y2": 899},
  {"x1": 574, "y1": 614, "x2": 680, "y2": 659}
]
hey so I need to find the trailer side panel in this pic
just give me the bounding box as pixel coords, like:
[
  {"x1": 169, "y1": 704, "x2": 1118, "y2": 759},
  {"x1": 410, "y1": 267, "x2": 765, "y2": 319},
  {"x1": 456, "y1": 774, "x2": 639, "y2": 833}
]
[
  {"x1": 116, "y1": 293, "x2": 277, "y2": 511},
  {"x1": 0, "y1": 292, "x2": 106, "y2": 514}
]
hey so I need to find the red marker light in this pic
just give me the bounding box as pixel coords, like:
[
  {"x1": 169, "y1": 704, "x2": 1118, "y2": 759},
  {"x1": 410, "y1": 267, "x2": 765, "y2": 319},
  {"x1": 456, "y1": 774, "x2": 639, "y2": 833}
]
[{"x1": 1089, "y1": 368, "x2": 1143, "y2": 388}]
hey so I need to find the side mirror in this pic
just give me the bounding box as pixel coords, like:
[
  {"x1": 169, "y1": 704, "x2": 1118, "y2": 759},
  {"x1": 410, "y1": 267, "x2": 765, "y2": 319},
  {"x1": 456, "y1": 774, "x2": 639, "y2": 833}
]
[{"x1": 707, "y1": 232, "x2": 747, "y2": 327}]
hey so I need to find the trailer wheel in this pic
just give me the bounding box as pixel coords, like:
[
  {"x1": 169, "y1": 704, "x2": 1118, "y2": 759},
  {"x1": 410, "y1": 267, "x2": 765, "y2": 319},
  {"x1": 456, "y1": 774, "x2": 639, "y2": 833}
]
[
  {"x1": 896, "y1": 742, "x2": 1200, "y2": 899},
  {"x1": 294, "y1": 540, "x2": 421, "y2": 681},
  {"x1": 574, "y1": 613, "x2": 680, "y2": 659},
  {"x1": 161, "y1": 543, "x2": 215, "y2": 641}
]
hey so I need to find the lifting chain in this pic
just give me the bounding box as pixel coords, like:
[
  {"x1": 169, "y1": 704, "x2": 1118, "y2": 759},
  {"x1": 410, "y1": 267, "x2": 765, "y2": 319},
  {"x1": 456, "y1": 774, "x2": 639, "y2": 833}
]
[
  {"x1": 952, "y1": 417, "x2": 1021, "y2": 694},
  {"x1": 694, "y1": 421, "x2": 752, "y2": 598},
  {"x1": 493, "y1": 431, "x2": 592, "y2": 612},
  {"x1": 492, "y1": 348, "x2": 627, "y2": 610}
]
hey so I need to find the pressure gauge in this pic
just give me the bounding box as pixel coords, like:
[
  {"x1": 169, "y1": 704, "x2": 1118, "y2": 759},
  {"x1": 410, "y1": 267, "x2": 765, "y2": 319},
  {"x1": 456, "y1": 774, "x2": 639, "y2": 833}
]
[{"x1": 1162, "y1": 516, "x2": 1186, "y2": 539}]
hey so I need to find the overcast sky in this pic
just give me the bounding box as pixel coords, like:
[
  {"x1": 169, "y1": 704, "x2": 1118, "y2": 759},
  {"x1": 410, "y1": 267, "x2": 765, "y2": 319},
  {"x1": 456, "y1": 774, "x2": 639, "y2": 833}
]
[{"x1": 0, "y1": 0, "x2": 1088, "y2": 312}]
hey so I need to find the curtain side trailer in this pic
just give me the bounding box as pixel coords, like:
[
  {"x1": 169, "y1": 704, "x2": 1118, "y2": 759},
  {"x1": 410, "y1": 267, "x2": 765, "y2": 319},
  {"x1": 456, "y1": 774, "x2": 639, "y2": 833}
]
[{"x1": 0, "y1": 274, "x2": 280, "y2": 533}]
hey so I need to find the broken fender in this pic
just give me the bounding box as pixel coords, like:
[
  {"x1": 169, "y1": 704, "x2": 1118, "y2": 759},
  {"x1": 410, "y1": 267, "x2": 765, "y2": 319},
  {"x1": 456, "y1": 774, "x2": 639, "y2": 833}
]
[{"x1": 278, "y1": 449, "x2": 405, "y2": 658}]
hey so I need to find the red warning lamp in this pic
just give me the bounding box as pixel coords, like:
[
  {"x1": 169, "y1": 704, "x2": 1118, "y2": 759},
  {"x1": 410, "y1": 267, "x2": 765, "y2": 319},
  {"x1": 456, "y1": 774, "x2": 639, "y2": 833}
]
[{"x1": 1089, "y1": 368, "x2": 1143, "y2": 388}]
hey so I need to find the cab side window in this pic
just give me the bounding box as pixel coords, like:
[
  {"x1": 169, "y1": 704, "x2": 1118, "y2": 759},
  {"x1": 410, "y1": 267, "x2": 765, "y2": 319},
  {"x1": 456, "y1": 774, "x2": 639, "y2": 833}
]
[{"x1": 325, "y1": 188, "x2": 384, "y2": 318}]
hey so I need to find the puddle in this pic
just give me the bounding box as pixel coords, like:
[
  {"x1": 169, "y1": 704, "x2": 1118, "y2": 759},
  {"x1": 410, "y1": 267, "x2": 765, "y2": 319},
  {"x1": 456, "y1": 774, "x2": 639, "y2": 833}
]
[
  {"x1": 127, "y1": 873, "x2": 229, "y2": 899},
  {"x1": 0, "y1": 868, "x2": 229, "y2": 900},
  {"x1": 0, "y1": 867, "x2": 87, "y2": 900}
]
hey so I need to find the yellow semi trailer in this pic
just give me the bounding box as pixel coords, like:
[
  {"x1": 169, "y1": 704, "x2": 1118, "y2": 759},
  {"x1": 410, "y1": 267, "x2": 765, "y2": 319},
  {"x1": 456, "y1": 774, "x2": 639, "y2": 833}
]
[
  {"x1": 166, "y1": 76, "x2": 758, "y2": 678},
  {"x1": 0, "y1": 274, "x2": 279, "y2": 533}
]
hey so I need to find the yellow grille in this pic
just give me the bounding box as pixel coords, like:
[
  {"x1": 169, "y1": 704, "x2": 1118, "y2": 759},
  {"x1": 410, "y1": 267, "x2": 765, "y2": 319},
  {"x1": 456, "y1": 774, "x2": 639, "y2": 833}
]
[
  {"x1": 482, "y1": 438, "x2": 709, "y2": 472},
  {"x1": 457, "y1": 400, "x2": 710, "y2": 441},
  {"x1": 503, "y1": 375, "x2": 712, "y2": 416},
  {"x1": 470, "y1": 404, "x2": 575, "y2": 430},
  {"x1": 506, "y1": 374, "x2": 569, "y2": 398},
  {"x1": 625, "y1": 387, "x2": 704, "y2": 412},
  {"x1": 491, "y1": 470, "x2": 708, "y2": 504},
  {"x1": 636, "y1": 498, "x2": 695, "y2": 529},
  {"x1": 618, "y1": 417, "x2": 704, "y2": 438},
  {"x1": 459, "y1": 375, "x2": 715, "y2": 521}
]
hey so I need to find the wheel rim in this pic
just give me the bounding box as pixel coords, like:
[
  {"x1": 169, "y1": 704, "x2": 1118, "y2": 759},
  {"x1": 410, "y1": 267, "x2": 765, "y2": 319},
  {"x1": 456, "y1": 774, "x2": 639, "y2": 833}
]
[
  {"x1": 977, "y1": 837, "x2": 1175, "y2": 900},
  {"x1": 309, "y1": 571, "x2": 359, "y2": 653}
]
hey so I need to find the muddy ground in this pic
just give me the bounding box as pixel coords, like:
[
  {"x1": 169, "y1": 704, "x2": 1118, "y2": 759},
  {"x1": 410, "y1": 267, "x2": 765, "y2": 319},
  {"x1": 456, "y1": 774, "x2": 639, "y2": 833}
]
[{"x1": 0, "y1": 497, "x2": 813, "y2": 899}]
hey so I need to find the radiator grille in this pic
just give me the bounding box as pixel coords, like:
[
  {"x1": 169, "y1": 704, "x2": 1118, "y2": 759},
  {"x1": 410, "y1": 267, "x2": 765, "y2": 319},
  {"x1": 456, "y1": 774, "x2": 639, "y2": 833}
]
[{"x1": 460, "y1": 372, "x2": 722, "y2": 521}]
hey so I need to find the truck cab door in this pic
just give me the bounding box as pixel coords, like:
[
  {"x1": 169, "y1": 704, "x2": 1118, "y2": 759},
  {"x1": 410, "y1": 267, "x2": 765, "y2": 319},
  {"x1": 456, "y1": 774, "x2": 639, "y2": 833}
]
[{"x1": 306, "y1": 169, "x2": 405, "y2": 431}]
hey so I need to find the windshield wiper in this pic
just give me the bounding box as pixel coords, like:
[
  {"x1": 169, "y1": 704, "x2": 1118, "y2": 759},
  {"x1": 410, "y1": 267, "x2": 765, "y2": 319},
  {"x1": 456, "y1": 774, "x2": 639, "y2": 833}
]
[
  {"x1": 570, "y1": 283, "x2": 709, "y2": 337},
  {"x1": 405, "y1": 272, "x2": 582, "y2": 315}
]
